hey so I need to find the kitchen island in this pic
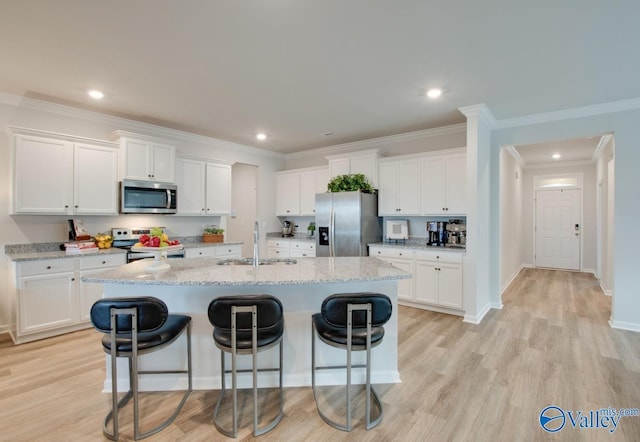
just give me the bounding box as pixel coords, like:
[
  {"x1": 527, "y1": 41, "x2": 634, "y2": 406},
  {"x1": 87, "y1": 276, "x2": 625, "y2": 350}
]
[{"x1": 82, "y1": 256, "x2": 411, "y2": 392}]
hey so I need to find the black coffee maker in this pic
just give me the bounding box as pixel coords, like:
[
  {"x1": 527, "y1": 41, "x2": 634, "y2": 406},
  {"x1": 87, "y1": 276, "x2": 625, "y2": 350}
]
[{"x1": 426, "y1": 221, "x2": 447, "y2": 246}]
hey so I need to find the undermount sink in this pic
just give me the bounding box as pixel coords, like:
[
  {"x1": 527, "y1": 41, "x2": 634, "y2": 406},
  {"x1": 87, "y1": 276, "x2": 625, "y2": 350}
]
[{"x1": 217, "y1": 258, "x2": 298, "y2": 266}]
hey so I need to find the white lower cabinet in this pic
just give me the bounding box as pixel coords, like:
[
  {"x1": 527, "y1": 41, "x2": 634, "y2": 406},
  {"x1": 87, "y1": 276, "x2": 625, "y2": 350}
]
[
  {"x1": 184, "y1": 244, "x2": 242, "y2": 258},
  {"x1": 369, "y1": 246, "x2": 464, "y2": 314},
  {"x1": 415, "y1": 250, "x2": 463, "y2": 310},
  {"x1": 289, "y1": 240, "x2": 315, "y2": 257},
  {"x1": 11, "y1": 253, "x2": 126, "y2": 344},
  {"x1": 267, "y1": 239, "x2": 315, "y2": 258}
]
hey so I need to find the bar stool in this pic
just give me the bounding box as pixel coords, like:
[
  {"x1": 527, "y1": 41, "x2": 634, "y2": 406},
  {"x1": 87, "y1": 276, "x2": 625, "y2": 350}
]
[
  {"x1": 90, "y1": 297, "x2": 192, "y2": 441},
  {"x1": 311, "y1": 292, "x2": 392, "y2": 431},
  {"x1": 207, "y1": 295, "x2": 284, "y2": 438}
]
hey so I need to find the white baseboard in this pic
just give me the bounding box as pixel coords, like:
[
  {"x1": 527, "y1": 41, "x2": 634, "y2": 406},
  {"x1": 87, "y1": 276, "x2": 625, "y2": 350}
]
[
  {"x1": 463, "y1": 303, "x2": 492, "y2": 324},
  {"x1": 600, "y1": 283, "x2": 613, "y2": 296},
  {"x1": 609, "y1": 319, "x2": 640, "y2": 334},
  {"x1": 501, "y1": 265, "x2": 525, "y2": 294}
]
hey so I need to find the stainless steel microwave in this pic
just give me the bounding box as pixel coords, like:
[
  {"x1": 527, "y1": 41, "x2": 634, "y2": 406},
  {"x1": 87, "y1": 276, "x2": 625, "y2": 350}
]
[{"x1": 120, "y1": 180, "x2": 177, "y2": 214}]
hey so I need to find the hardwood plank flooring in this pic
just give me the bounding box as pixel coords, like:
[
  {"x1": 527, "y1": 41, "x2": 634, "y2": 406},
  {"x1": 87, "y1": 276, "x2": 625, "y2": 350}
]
[{"x1": 1, "y1": 268, "x2": 639, "y2": 441}]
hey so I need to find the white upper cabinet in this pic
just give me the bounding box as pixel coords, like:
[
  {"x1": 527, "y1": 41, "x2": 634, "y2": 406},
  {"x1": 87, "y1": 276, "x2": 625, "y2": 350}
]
[
  {"x1": 175, "y1": 158, "x2": 206, "y2": 215},
  {"x1": 444, "y1": 153, "x2": 467, "y2": 214},
  {"x1": 421, "y1": 156, "x2": 447, "y2": 214},
  {"x1": 12, "y1": 131, "x2": 118, "y2": 215},
  {"x1": 327, "y1": 150, "x2": 379, "y2": 189},
  {"x1": 377, "y1": 148, "x2": 466, "y2": 217},
  {"x1": 276, "y1": 167, "x2": 328, "y2": 216},
  {"x1": 113, "y1": 131, "x2": 176, "y2": 183},
  {"x1": 377, "y1": 158, "x2": 421, "y2": 216},
  {"x1": 275, "y1": 171, "x2": 301, "y2": 216},
  {"x1": 422, "y1": 152, "x2": 466, "y2": 215},
  {"x1": 176, "y1": 157, "x2": 232, "y2": 216},
  {"x1": 73, "y1": 143, "x2": 118, "y2": 215},
  {"x1": 300, "y1": 168, "x2": 329, "y2": 215},
  {"x1": 205, "y1": 162, "x2": 232, "y2": 215}
]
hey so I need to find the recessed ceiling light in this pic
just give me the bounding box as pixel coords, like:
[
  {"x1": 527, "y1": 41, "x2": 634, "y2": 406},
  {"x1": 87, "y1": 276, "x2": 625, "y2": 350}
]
[
  {"x1": 426, "y1": 88, "x2": 443, "y2": 98},
  {"x1": 88, "y1": 89, "x2": 104, "y2": 99},
  {"x1": 256, "y1": 133, "x2": 267, "y2": 141},
  {"x1": 552, "y1": 153, "x2": 561, "y2": 159}
]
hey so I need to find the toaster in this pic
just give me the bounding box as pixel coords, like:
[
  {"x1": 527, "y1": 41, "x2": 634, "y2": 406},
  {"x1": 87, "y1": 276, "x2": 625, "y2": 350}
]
[{"x1": 386, "y1": 220, "x2": 409, "y2": 241}]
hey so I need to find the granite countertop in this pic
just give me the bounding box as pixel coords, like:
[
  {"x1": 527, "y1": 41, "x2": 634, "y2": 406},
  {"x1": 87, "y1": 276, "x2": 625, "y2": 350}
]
[
  {"x1": 369, "y1": 240, "x2": 466, "y2": 253},
  {"x1": 4, "y1": 240, "x2": 243, "y2": 262},
  {"x1": 82, "y1": 256, "x2": 411, "y2": 286}
]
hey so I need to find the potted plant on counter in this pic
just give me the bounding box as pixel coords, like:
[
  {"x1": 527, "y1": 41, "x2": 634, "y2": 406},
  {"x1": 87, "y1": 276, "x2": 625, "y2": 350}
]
[
  {"x1": 326, "y1": 173, "x2": 376, "y2": 193},
  {"x1": 203, "y1": 225, "x2": 224, "y2": 243}
]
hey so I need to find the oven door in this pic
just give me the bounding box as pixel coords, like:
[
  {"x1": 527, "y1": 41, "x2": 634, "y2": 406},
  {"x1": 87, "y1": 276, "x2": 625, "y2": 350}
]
[{"x1": 127, "y1": 249, "x2": 185, "y2": 263}]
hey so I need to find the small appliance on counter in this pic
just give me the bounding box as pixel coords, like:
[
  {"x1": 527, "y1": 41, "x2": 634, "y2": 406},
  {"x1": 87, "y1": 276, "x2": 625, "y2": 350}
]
[
  {"x1": 445, "y1": 221, "x2": 467, "y2": 248},
  {"x1": 281, "y1": 220, "x2": 294, "y2": 237},
  {"x1": 385, "y1": 219, "x2": 409, "y2": 243},
  {"x1": 426, "y1": 221, "x2": 448, "y2": 246}
]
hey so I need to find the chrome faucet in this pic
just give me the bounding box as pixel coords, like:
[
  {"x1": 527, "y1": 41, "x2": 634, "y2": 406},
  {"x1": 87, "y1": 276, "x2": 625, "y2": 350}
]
[{"x1": 253, "y1": 221, "x2": 259, "y2": 268}]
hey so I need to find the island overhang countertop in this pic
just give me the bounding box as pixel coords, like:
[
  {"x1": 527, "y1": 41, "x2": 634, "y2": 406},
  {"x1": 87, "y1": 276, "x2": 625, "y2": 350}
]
[
  {"x1": 82, "y1": 256, "x2": 411, "y2": 286},
  {"x1": 87, "y1": 255, "x2": 410, "y2": 391}
]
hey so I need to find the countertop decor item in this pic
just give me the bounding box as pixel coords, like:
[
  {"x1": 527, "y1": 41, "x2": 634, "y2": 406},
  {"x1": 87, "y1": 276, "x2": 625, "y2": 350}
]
[
  {"x1": 203, "y1": 226, "x2": 224, "y2": 243},
  {"x1": 326, "y1": 174, "x2": 376, "y2": 194}
]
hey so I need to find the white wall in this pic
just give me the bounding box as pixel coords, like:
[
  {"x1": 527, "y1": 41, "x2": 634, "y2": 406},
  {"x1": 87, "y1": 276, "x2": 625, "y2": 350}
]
[
  {"x1": 0, "y1": 96, "x2": 285, "y2": 331},
  {"x1": 490, "y1": 104, "x2": 640, "y2": 332},
  {"x1": 499, "y1": 149, "x2": 524, "y2": 290},
  {"x1": 520, "y1": 164, "x2": 597, "y2": 272},
  {"x1": 595, "y1": 136, "x2": 615, "y2": 294},
  {"x1": 284, "y1": 124, "x2": 467, "y2": 169}
]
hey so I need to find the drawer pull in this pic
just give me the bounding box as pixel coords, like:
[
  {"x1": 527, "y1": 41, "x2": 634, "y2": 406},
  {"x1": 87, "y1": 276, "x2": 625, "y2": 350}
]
[{"x1": 46, "y1": 265, "x2": 52, "y2": 270}]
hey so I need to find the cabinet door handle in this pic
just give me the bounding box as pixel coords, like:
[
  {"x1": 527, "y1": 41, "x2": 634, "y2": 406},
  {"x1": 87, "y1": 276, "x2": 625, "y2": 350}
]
[
  {"x1": 46, "y1": 265, "x2": 52, "y2": 270},
  {"x1": 102, "y1": 261, "x2": 106, "y2": 264},
  {"x1": 71, "y1": 277, "x2": 75, "y2": 281},
  {"x1": 64, "y1": 205, "x2": 69, "y2": 208},
  {"x1": 75, "y1": 205, "x2": 78, "y2": 208}
]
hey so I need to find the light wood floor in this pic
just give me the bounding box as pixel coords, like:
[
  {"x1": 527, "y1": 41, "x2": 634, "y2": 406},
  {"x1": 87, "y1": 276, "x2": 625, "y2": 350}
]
[{"x1": 1, "y1": 268, "x2": 639, "y2": 441}]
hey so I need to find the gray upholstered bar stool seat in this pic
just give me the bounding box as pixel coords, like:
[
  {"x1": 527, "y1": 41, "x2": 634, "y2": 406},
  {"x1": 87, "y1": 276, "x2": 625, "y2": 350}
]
[
  {"x1": 207, "y1": 295, "x2": 284, "y2": 438},
  {"x1": 90, "y1": 297, "x2": 192, "y2": 441},
  {"x1": 311, "y1": 292, "x2": 392, "y2": 431}
]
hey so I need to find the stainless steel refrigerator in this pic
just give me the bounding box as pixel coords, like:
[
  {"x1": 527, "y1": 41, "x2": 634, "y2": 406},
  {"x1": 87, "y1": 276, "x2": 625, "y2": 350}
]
[{"x1": 315, "y1": 191, "x2": 382, "y2": 257}]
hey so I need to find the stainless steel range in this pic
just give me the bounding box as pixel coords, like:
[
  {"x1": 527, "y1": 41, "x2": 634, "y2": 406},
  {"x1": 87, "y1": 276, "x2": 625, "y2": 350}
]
[{"x1": 111, "y1": 227, "x2": 185, "y2": 262}]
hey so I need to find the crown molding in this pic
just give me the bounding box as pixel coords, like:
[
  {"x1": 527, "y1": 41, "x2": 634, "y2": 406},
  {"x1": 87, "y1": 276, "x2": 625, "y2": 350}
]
[
  {"x1": 458, "y1": 103, "x2": 496, "y2": 127},
  {"x1": 503, "y1": 145, "x2": 525, "y2": 167},
  {"x1": 494, "y1": 97, "x2": 640, "y2": 129},
  {"x1": 592, "y1": 133, "x2": 614, "y2": 160},
  {"x1": 523, "y1": 159, "x2": 595, "y2": 170},
  {"x1": 285, "y1": 123, "x2": 467, "y2": 160},
  {"x1": 0, "y1": 92, "x2": 284, "y2": 160},
  {"x1": 8, "y1": 125, "x2": 118, "y2": 147}
]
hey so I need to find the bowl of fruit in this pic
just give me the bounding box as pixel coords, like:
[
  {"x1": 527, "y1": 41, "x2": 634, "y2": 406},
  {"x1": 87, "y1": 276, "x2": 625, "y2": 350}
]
[
  {"x1": 131, "y1": 228, "x2": 182, "y2": 271},
  {"x1": 133, "y1": 227, "x2": 181, "y2": 250},
  {"x1": 94, "y1": 233, "x2": 113, "y2": 249}
]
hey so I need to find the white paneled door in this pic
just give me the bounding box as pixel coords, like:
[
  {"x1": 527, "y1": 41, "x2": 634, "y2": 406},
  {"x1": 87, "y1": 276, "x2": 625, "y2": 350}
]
[{"x1": 535, "y1": 189, "x2": 581, "y2": 270}]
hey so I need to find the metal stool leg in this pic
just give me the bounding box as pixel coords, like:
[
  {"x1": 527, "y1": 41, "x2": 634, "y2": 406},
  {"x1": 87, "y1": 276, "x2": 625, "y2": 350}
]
[
  {"x1": 311, "y1": 304, "x2": 384, "y2": 432},
  {"x1": 213, "y1": 305, "x2": 284, "y2": 438}
]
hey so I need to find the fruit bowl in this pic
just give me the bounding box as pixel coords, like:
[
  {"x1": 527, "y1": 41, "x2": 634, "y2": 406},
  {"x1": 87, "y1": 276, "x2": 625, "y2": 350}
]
[
  {"x1": 94, "y1": 234, "x2": 113, "y2": 249},
  {"x1": 131, "y1": 244, "x2": 183, "y2": 271}
]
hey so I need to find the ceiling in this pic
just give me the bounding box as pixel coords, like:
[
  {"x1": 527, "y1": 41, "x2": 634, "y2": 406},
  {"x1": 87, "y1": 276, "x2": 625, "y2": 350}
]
[
  {"x1": 513, "y1": 136, "x2": 603, "y2": 167},
  {"x1": 1, "y1": 1, "x2": 639, "y2": 154}
]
